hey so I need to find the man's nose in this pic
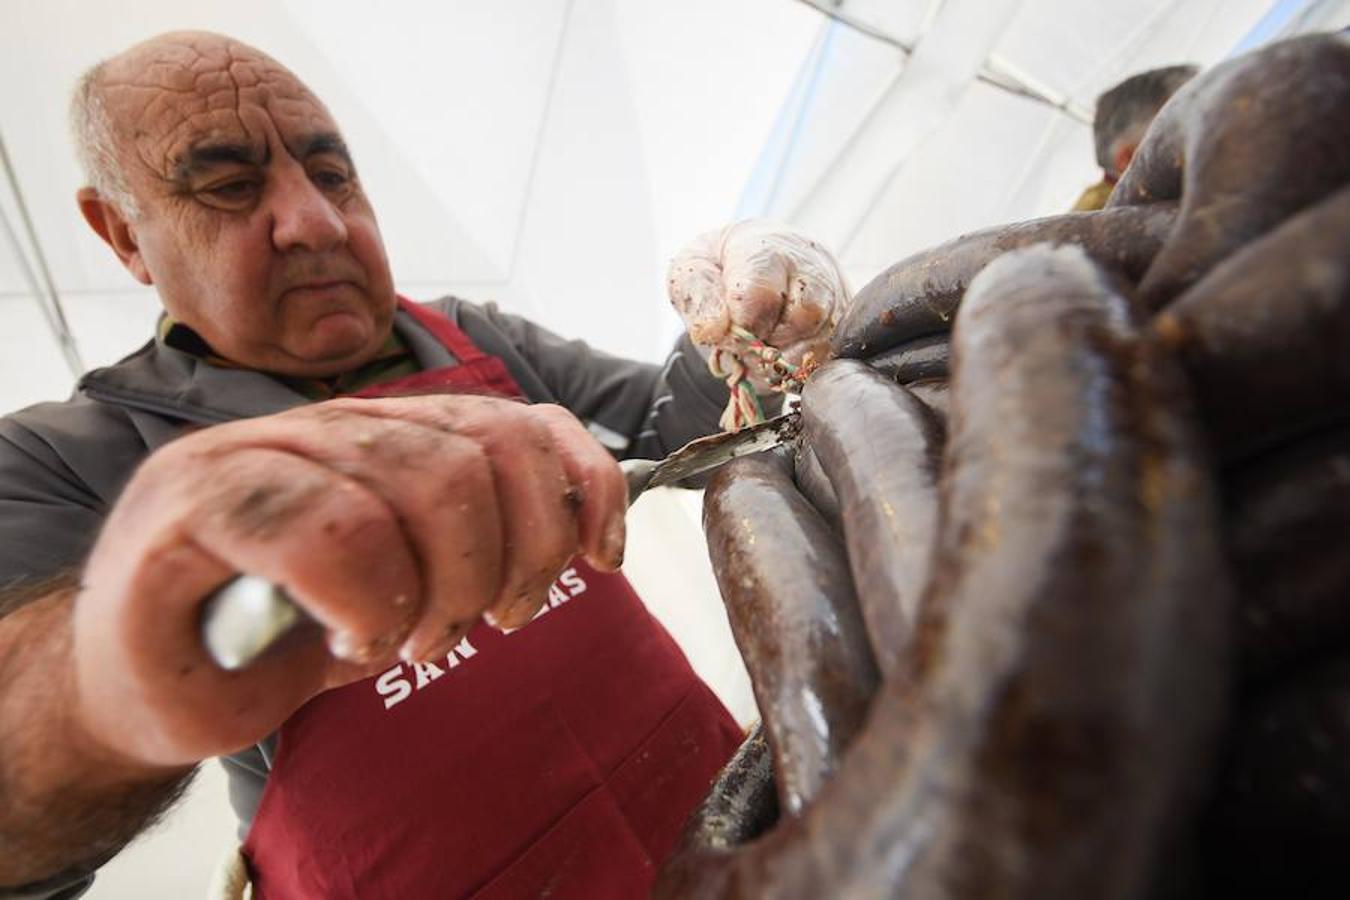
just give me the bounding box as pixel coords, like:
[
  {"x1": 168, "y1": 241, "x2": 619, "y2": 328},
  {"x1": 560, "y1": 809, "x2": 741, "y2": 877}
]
[{"x1": 268, "y1": 164, "x2": 347, "y2": 253}]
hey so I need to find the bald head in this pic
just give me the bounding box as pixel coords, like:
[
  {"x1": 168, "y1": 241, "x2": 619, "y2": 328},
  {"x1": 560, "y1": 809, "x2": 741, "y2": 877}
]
[
  {"x1": 70, "y1": 32, "x2": 328, "y2": 217},
  {"x1": 68, "y1": 31, "x2": 396, "y2": 378}
]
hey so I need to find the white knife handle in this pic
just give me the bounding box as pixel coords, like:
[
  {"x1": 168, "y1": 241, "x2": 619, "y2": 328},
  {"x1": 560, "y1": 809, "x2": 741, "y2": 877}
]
[{"x1": 201, "y1": 575, "x2": 303, "y2": 670}]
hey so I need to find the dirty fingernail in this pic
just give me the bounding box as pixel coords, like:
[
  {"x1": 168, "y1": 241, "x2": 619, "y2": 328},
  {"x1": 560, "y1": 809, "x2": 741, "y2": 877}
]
[
  {"x1": 601, "y1": 513, "x2": 626, "y2": 570},
  {"x1": 487, "y1": 587, "x2": 547, "y2": 633},
  {"x1": 401, "y1": 622, "x2": 467, "y2": 664}
]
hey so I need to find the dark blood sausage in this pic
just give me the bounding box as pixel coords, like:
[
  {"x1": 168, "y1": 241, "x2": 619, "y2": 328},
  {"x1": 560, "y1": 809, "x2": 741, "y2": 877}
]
[
  {"x1": 1200, "y1": 657, "x2": 1350, "y2": 900},
  {"x1": 659, "y1": 726, "x2": 780, "y2": 898},
  {"x1": 703, "y1": 447, "x2": 881, "y2": 815},
  {"x1": 654, "y1": 244, "x2": 1229, "y2": 899},
  {"x1": 905, "y1": 378, "x2": 950, "y2": 424},
  {"x1": 800, "y1": 361, "x2": 943, "y2": 677},
  {"x1": 858, "y1": 244, "x2": 1232, "y2": 899},
  {"x1": 1110, "y1": 33, "x2": 1350, "y2": 310},
  {"x1": 1223, "y1": 424, "x2": 1350, "y2": 688},
  {"x1": 865, "y1": 333, "x2": 950, "y2": 384},
  {"x1": 791, "y1": 444, "x2": 842, "y2": 533},
  {"x1": 673, "y1": 725, "x2": 780, "y2": 851},
  {"x1": 830, "y1": 202, "x2": 1176, "y2": 359},
  {"x1": 1152, "y1": 184, "x2": 1350, "y2": 457}
]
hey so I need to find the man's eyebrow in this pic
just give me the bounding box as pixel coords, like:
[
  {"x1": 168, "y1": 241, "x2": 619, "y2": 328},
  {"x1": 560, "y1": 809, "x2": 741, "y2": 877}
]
[
  {"x1": 173, "y1": 142, "x2": 266, "y2": 180},
  {"x1": 298, "y1": 133, "x2": 354, "y2": 166}
]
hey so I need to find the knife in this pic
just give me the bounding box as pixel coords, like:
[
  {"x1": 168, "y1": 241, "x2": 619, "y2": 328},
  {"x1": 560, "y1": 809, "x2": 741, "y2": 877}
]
[{"x1": 201, "y1": 410, "x2": 801, "y2": 670}]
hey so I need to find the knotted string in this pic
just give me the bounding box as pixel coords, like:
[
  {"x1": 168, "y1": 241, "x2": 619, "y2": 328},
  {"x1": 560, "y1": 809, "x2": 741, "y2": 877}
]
[{"x1": 708, "y1": 325, "x2": 818, "y2": 431}]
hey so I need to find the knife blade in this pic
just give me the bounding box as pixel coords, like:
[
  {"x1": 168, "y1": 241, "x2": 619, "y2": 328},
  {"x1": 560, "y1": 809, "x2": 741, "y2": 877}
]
[
  {"x1": 619, "y1": 409, "x2": 801, "y2": 502},
  {"x1": 202, "y1": 410, "x2": 800, "y2": 670}
]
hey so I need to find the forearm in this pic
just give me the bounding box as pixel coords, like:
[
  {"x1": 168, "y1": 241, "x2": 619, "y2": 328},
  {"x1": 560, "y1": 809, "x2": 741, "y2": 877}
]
[{"x1": 0, "y1": 577, "x2": 194, "y2": 887}]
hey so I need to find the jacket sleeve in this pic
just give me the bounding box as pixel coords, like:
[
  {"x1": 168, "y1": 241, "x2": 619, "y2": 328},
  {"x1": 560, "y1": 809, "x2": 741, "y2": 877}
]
[
  {"x1": 0, "y1": 875, "x2": 95, "y2": 900},
  {"x1": 0, "y1": 416, "x2": 106, "y2": 600},
  {"x1": 0, "y1": 395, "x2": 157, "y2": 601},
  {"x1": 452, "y1": 300, "x2": 781, "y2": 459}
]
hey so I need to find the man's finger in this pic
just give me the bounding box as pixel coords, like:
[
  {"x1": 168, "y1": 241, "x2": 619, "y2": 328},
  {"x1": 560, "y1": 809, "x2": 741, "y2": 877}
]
[
  {"x1": 667, "y1": 232, "x2": 729, "y2": 345},
  {"x1": 720, "y1": 221, "x2": 850, "y2": 349},
  {"x1": 196, "y1": 406, "x2": 509, "y2": 662},
  {"x1": 358, "y1": 396, "x2": 582, "y2": 631},
  {"x1": 773, "y1": 266, "x2": 839, "y2": 349},
  {"x1": 720, "y1": 243, "x2": 791, "y2": 340},
  {"x1": 531, "y1": 404, "x2": 627, "y2": 572}
]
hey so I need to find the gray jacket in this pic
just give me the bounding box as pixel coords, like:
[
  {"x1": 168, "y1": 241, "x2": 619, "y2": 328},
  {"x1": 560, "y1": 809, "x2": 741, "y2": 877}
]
[{"x1": 0, "y1": 297, "x2": 738, "y2": 899}]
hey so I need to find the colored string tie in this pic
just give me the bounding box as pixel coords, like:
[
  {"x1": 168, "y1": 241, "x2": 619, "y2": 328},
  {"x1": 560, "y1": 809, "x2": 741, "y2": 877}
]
[{"x1": 708, "y1": 325, "x2": 818, "y2": 432}]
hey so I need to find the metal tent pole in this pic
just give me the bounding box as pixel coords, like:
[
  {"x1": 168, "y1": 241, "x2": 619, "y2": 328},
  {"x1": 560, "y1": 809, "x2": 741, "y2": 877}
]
[
  {"x1": 0, "y1": 130, "x2": 84, "y2": 376},
  {"x1": 790, "y1": 0, "x2": 1092, "y2": 123},
  {"x1": 791, "y1": 0, "x2": 916, "y2": 53}
]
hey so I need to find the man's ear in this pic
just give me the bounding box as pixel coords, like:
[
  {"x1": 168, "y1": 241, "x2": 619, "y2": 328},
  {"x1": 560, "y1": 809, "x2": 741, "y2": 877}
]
[
  {"x1": 76, "y1": 187, "x2": 152, "y2": 285},
  {"x1": 1112, "y1": 143, "x2": 1137, "y2": 180}
]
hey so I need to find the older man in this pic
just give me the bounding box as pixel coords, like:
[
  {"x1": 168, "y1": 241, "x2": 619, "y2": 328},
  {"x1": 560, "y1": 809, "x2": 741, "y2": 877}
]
[{"x1": 0, "y1": 31, "x2": 848, "y2": 899}]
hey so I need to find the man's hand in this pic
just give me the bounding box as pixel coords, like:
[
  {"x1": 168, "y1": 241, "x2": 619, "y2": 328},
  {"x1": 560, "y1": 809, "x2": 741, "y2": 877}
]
[
  {"x1": 71, "y1": 395, "x2": 627, "y2": 768},
  {"x1": 667, "y1": 220, "x2": 850, "y2": 391}
]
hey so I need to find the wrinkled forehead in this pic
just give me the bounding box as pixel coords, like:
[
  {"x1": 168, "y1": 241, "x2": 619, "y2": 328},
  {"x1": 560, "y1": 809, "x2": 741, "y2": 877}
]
[{"x1": 101, "y1": 36, "x2": 338, "y2": 178}]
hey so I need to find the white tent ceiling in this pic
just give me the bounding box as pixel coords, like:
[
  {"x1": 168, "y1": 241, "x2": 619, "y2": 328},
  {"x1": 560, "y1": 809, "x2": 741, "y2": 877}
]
[{"x1": 1, "y1": 0, "x2": 1347, "y2": 417}]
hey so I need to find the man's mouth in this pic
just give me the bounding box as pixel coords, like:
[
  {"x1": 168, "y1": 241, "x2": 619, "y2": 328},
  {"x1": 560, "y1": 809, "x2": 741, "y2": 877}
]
[{"x1": 290, "y1": 280, "x2": 350, "y2": 292}]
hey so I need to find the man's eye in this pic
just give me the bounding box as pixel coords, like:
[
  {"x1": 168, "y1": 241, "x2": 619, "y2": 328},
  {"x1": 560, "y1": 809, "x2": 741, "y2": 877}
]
[
  {"x1": 202, "y1": 180, "x2": 259, "y2": 202},
  {"x1": 312, "y1": 168, "x2": 352, "y2": 192}
]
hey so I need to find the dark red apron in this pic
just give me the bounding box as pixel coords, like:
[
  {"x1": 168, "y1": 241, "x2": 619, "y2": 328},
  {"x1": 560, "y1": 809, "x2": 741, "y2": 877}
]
[{"x1": 242, "y1": 300, "x2": 742, "y2": 898}]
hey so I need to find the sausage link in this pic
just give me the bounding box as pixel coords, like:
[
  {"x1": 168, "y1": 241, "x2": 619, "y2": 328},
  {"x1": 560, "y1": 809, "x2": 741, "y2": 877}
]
[
  {"x1": 831, "y1": 203, "x2": 1176, "y2": 359},
  {"x1": 791, "y1": 444, "x2": 842, "y2": 534},
  {"x1": 905, "y1": 378, "x2": 950, "y2": 425},
  {"x1": 1153, "y1": 184, "x2": 1350, "y2": 458},
  {"x1": 801, "y1": 361, "x2": 943, "y2": 677},
  {"x1": 658, "y1": 725, "x2": 779, "y2": 899},
  {"x1": 703, "y1": 447, "x2": 881, "y2": 815},
  {"x1": 1223, "y1": 423, "x2": 1350, "y2": 688},
  {"x1": 865, "y1": 333, "x2": 950, "y2": 384},
  {"x1": 677, "y1": 724, "x2": 780, "y2": 847},
  {"x1": 1199, "y1": 657, "x2": 1350, "y2": 899},
  {"x1": 859, "y1": 243, "x2": 1231, "y2": 899}
]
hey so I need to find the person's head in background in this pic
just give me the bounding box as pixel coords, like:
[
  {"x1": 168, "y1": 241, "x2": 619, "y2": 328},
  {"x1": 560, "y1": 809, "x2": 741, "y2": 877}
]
[
  {"x1": 1071, "y1": 63, "x2": 1198, "y2": 211},
  {"x1": 1094, "y1": 64, "x2": 1199, "y2": 181}
]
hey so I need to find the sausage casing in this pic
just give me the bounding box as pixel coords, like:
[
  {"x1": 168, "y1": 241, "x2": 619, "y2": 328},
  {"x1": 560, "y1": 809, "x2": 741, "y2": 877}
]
[
  {"x1": 703, "y1": 448, "x2": 881, "y2": 815},
  {"x1": 831, "y1": 203, "x2": 1177, "y2": 359},
  {"x1": 1153, "y1": 184, "x2": 1350, "y2": 458},
  {"x1": 801, "y1": 361, "x2": 944, "y2": 677}
]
